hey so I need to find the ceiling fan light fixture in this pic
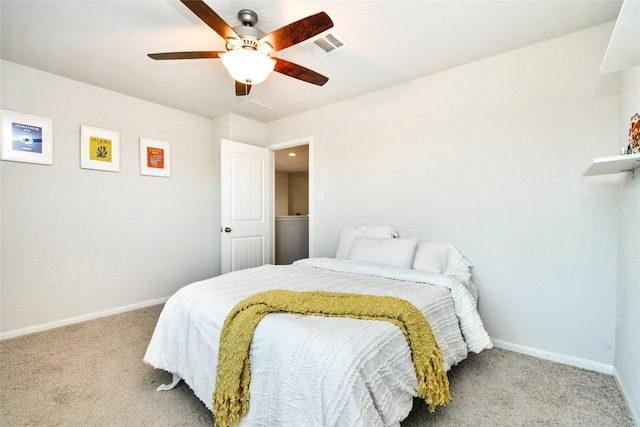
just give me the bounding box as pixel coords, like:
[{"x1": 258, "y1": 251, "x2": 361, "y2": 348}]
[
  {"x1": 257, "y1": 41, "x2": 274, "y2": 55},
  {"x1": 221, "y1": 48, "x2": 276, "y2": 85},
  {"x1": 225, "y1": 37, "x2": 244, "y2": 50}
]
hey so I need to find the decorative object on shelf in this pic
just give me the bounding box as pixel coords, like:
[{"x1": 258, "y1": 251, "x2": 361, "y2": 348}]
[
  {"x1": 628, "y1": 112, "x2": 640, "y2": 154},
  {"x1": 80, "y1": 125, "x2": 120, "y2": 172},
  {"x1": 0, "y1": 110, "x2": 53, "y2": 165},
  {"x1": 140, "y1": 137, "x2": 171, "y2": 177}
]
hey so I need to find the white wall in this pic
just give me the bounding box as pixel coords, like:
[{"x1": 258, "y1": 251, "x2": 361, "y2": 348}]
[
  {"x1": 0, "y1": 61, "x2": 218, "y2": 336},
  {"x1": 288, "y1": 173, "x2": 309, "y2": 215},
  {"x1": 215, "y1": 113, "x2": 267, "y2": 146},
  {"x1": 267, "y1": 23, "x2": 621, "y2": 366},
  {"x1": 275, "y1": 172, "x2": 309, "y2": 216},
  {"x1": 275, "y1": 171, "x2": 289, "y2": 216},
  {"x1": 615, "y1": 65, "x2": 640, "y2": 424}
]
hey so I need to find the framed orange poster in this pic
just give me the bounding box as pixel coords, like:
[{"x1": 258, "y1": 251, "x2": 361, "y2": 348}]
[{"x1": 140, "y1": 137, "x2": 171, "y2": 177}]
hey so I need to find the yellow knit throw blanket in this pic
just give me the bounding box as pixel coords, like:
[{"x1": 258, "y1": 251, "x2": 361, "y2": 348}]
[{"x1": 213, "y1": 290, "x2": 450, "y2": 427}]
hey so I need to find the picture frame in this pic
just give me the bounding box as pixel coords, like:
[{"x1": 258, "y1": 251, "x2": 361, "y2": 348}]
[
  {"x1": 0, "y1": 110, "x2": 53, "y2": 165},
  {"x1": 140, "y1": 137, "x2": 171, "y2": 177},
  {"x1": 80, "y1": 125, "x2": 120, "y2": 172}
]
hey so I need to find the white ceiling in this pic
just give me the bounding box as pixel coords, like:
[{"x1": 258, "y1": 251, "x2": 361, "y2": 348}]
[
  {"x1": 1, "y1": 1, "x2": 622, "y2": 123},
  {"x1": 274, "y1": 144, "x2": 308, "y2": 173}
]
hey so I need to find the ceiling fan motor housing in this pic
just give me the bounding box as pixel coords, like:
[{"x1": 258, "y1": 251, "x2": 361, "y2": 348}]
[
  {"x1": 228, "y1": 10, "x2": 266, "y2": 51},
  {"x1": 231, "y1": 27, "x2": 265, "y2": 49},
  {"x1": 237, "y1": 9, "x2": 258, "y2": 26}
]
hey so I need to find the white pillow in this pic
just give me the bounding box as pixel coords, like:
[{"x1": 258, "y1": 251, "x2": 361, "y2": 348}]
[
  {"x1": 412, "y1": 242, "x2": 478, "y2": 301},
  {"x1": 335, "y1": 225, "x2": 398, "y2": 259},
  {"x1": 347, "y1": 237, "x2": 418, "y2": 269},
  {"x1": 412, "y1": 242, "x2": 472, "y2": 276}
]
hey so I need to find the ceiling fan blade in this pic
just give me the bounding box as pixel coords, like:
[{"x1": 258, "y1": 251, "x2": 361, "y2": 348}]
[
  {"x1": 148, "y1": 51, "x2": 225, "y2": 60},
  {"x1": 180, "y1": 0, "x2": 239, "y2": 41},
  {"x1": 235, "y1": 81, "x2": 252, "y2": 96},
  {"x1": 260, "y1": 12, "x2": 333, "y2": 52},
  {"x1": 272, "y1": 57, "x2": 328, "y2": 86}
]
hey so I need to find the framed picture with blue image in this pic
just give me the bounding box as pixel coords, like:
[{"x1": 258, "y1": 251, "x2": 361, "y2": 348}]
[
  {"x1": 80, "y1": 124, "x2": 120, "y2": 172},
  {"x1": 0, "y1": 109, "x2": 53, "y2": 165}
]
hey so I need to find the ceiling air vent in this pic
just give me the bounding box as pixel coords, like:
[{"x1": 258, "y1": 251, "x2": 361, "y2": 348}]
[
  {"x1": 302, "y1": 33, "x2": 346, "y2": 59},
  {"x1": 233, "y1": 99, "x2": 271, "y2": 115}
]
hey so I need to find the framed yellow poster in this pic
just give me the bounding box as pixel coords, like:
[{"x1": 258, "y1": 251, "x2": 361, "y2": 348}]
[{"x1": 80, "y1": 125, "x2": 120, "y2": 172}]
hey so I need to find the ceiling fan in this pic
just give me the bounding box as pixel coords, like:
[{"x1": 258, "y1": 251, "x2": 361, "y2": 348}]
[{"x1": 148, "y1": 0, "x2": 333, "y2": 96}]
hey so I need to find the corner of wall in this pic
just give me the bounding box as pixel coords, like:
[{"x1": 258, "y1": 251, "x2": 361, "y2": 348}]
[
  {"x1": 613, "y1": 366, "x2": 640, "y2": 426},
  {"x1": 212, "y1": 114, "x2": 232, "y2": 141},
  {"x1": 229, "y1": 113, "x2": 268, "y2": 146},
  {"x1": 615, "y1": 64, "x2": 640, "y2": 427}
]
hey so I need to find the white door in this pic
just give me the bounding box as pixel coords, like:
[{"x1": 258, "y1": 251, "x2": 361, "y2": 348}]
[{"x1": 220, "y1": 139, "x2": 272, "y2": 274}]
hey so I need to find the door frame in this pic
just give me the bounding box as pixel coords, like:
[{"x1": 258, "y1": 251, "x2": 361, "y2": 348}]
[{"x1": 267, "y1": 136, "x2": 314, "y2": 261}]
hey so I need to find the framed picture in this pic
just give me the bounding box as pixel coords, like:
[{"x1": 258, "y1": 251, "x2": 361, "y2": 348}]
[
  {"x1": 80, "y1": 125, "x2": 120, "y2": 172},
  {"x1": 140, "y1": 137, "x2": 171, "y2": 177},
  {"x1": 1, "y1": 110, "x2": 53, "y2": 165}
]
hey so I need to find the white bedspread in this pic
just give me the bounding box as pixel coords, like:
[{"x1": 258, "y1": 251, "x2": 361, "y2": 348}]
[{"x1": 144, "y1": 259, "x2": 492, "y2": 427}]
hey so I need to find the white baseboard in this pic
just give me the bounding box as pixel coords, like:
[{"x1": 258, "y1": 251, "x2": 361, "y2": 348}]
[
  {"x1": 0, "y1": 297, "x2": 169, "y2": 340},
  {"x1": 613, "y1": 366, "x2": 640, "y2": 427},
  {"x1": 491, "y1": 338, "x2": 614, "y2": 374}
]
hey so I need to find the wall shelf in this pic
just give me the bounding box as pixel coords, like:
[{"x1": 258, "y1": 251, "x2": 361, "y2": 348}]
[{"x1": 583, "y1": 153, "x2": 640, "y2": 177}]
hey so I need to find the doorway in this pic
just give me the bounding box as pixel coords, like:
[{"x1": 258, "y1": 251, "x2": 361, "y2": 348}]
[{"x1": 269, "y1": 138, "x2": 313, "y2": 264}]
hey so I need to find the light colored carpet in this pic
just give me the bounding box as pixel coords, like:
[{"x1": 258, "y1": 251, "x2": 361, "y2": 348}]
[{"x1": 0, "y1": 305, "x2": 633, "y2": 426}]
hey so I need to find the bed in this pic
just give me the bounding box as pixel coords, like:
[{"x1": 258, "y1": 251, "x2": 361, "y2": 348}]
[{"x1": 144, "y1": 227, "x2": 492, "y2": 426}]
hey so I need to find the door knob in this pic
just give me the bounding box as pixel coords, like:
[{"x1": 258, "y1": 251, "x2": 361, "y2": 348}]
[{"x1": 223, "y1": 227, "x2": 232, "y2": 233}]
